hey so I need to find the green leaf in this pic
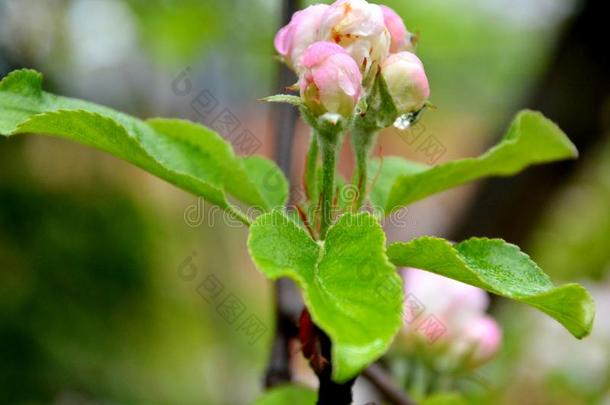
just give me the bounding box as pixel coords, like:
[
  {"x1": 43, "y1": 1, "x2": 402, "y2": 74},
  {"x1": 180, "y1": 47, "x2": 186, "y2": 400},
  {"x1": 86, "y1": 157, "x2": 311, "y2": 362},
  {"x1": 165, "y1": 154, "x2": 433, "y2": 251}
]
[
  {"x1": 248, "y1": 211, "x2": 403, "y2": 382},
  {"x1": 0, "y1": 69, "x2": 287, "y2": 214},
  {"x1": 260, "y1": 94, "x2": 304, "y2": 107},
  {"x1": 241, "y1": 156, "x2": 289, "y2": 210},
  {"x1": 368, "y1": 156, "x2": 427, "y2": 211},
  {"x1": 387, "y1": 237, "x2": 595, "y2": 338},
  {"x1": 253, "y1": 385, "x2": 316, "y2": 405},
  {"x1": 370, "y1": 110, "x2": 578, "y2": 214}
]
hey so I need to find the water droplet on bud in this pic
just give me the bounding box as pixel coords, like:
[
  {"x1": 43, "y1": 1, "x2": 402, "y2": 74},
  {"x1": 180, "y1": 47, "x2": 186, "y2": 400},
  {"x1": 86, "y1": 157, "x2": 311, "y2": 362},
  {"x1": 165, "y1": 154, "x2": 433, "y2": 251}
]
[
  {"x1": 393, "y1": 113, "x2": 412, "y2": 130},
  {"x1": 320, "y1": 112, "x2": 342, "y2": 125},
  {"x1": 393, "y1": 108, "x2": 426, "y2": 130}
]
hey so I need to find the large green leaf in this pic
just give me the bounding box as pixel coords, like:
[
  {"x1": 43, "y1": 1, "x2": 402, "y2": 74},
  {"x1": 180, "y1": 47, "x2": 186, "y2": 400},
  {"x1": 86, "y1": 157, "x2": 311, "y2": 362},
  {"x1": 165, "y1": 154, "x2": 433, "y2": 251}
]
[
  {"x1": 241, "y1": 156, "x2": 289, "y2": 211},
  {"x1": 387, "y1": 237, "x2": 595, "y2": 338},
  {"x1": 253, "y1": 385, "x2": 316, "y2": 405},
  {"x1": 369, "y1": 110, "x2": 578, "y2": 214},
  {"x1": 0, "y1": 69, "x2": 287, "y2": 214},
  {"x1": 368, "y1": 156, "x2": 427, "y2": 211},
  {"x1": 248, "y1": 211, "x2": 403, "y2": 382}
]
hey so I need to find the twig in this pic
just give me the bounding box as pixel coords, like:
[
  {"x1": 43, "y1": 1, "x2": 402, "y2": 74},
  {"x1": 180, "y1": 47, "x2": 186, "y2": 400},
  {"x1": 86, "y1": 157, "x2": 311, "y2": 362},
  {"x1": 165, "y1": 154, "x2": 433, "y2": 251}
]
[
  {"x1": 315, "y1": 327, "x2": 356, "y2": 405},
  {"x1": 265, "y1": 279, "x2": 299, "y2": 387},
  {"x1": 363, "y1": 363, "x2": 417, "y2": 405},
  {"x1": 264, "y1": 0, "x2": 302, "y2": 388}
]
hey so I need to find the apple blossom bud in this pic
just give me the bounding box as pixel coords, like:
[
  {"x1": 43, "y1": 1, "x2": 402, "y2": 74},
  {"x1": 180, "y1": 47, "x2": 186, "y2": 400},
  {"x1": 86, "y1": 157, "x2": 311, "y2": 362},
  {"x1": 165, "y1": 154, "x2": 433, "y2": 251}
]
[
  {"x1": 457, "y1": 315, "x2": 502, "y2": 366},
  {"x1": 381, "y1": 52, "x2": 430, "y2": 113},
  {"x1": 318, "y1": 0, "x2": 390, "y2": 77},
  {"x1": 380, "y1": 5, "x2": 415, "y2": 53},
  {"x1": 402, "y1": 268, "x2": 489, "y2": 334},
  {"x1": 399, "y1": 268, "x2": 502, "y2": 369},
  {"x1": 274, "y1": 4, "x2": 329, "y2": 72},
  {"x1": 299, "y1": 41, "x2": 362, "y2": 117}
]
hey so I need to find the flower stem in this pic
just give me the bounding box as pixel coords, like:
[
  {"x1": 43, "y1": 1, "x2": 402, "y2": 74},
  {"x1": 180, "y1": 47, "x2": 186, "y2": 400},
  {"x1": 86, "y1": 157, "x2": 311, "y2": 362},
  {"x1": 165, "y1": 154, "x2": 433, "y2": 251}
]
[
  {"x1": 304, "y1": 130, "x2": 319, "y2": 202},
  {"x1": 351, "y1": 121, "x2": 378, "y2": 211},
  {"x1": 316, "y1": 128, "x2": 339, "y2": 240}
]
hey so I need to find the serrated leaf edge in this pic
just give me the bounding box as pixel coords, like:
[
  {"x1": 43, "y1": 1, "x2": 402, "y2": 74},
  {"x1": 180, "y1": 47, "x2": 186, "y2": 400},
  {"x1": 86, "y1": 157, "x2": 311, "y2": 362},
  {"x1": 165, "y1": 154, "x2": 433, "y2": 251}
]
[{"x1": 388, "y1": 236, "x2": 595, "y2": 338}]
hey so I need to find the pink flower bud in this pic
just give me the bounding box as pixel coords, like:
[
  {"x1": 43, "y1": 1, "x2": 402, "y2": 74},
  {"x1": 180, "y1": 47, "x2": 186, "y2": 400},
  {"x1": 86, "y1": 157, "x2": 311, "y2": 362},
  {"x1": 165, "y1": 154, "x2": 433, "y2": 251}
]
[
  {"x1": 381, "y1": 52, "x2": 430, "y2": 113},
  {"x1": 274, "y1": 4, "x2": 329, "y2": 72},
  {"x1": 299, "y1": 42, "x2": 362, "y2": 117},
  {"x1": 402, "y1": 268, "x2": 489, "y2": 334},
  {"x1": 400, "y1": 268, "x2": 502, "y2": 368},
  {"x1": 318, "y1": 0, "x2": 390, "y2": 76},
  {"x1": 457, "y1": 315, "x2": 502, "y2": 367},
  {"x1": 380, "y1": 5, "x2": 415, "y2": 53}
]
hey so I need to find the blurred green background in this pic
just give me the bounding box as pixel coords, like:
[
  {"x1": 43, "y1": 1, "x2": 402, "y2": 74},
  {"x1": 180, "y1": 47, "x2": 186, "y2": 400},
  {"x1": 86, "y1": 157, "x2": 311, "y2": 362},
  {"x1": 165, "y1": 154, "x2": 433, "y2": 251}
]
[{"x1": 0, "y1": 0, "x2": 608, "y2": 404}]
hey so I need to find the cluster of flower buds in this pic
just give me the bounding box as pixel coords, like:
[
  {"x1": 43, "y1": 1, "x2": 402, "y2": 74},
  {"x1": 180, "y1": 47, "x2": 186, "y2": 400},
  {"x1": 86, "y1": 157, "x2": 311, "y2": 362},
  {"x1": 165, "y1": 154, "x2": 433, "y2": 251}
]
[
  {"x1": 274, "y1": 0, "x2": 429, "y2": 119},
  {"x1": 401, "y1": 268, "x2": 502, "y2": 368}
]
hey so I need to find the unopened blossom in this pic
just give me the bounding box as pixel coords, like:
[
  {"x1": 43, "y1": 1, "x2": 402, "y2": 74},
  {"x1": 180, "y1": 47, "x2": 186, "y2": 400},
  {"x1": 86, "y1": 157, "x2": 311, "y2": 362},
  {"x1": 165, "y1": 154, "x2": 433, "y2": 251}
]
[
  {"x1": 318, "y1": 0, "x2": 390, "y2": 77},
  {"x1": 299, "y1": 41, "x2": 362, "y2": 117},
  {"x1": 401, "y1": 268, "x2": 502, "y2": 367},
  {"x1": 380, "y1": 5, "x2": 415, "y2": 53},
  {"x1": 381, "y1": 52, "x2": 429, "y2": 113},
  {"x1": 402, "y1": 268, "x2": 488, "y2": 331},
  {"x1": 274, "y1": 4, "x2": 329, "y2": 72},
  {"x1": 454, "y1": 315, "x2": 502, "y2": 366}
]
